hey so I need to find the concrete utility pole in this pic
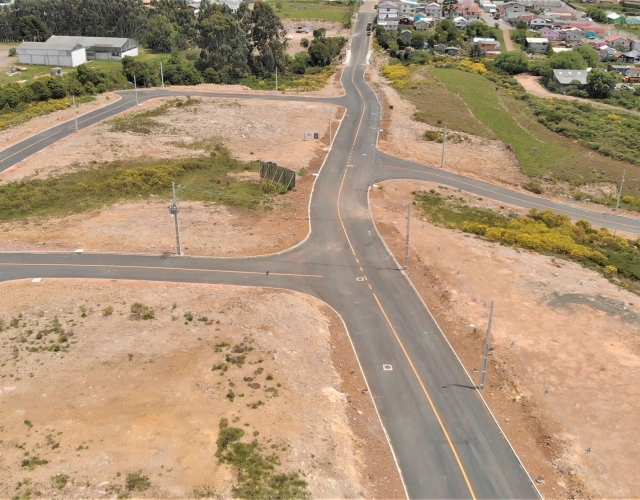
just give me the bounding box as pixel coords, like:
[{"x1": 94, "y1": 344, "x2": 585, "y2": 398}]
[
  {"x1": 613, "y1": 169, "x2": 625, "y2": 236},
  {"x1": 72, "y1": 94, "x2": 78, "y2": 133},
  {"x1": 134, "y1": 74, "x2": 139, "y2": 106},
  {"x1": 329, "y1": 106, "x2": 332, "y2": 146},
  {"x1": 404, "y1": 203, "x2": 411, "y2": 270},
  {"x1": 169, "y1": 182, "x2": 182, "y2": 256},
  {"x1": 160, "y1": 61, "x2": 164, "y2": 88},
  {"x1": 440, "y1": 126, "x2": 447, "y2": 169},
  {"x1": 275, "y1": 66, "x2": 278, "y2": 92},
  {"x1": 479, "y1": 300, "x2": 495, "y2": 390}
]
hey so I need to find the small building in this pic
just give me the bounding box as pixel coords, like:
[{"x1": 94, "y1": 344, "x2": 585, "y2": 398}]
[
  {"x1": 620, "y1": 49, "x2": 640, "y2": 62},
  {"x1": 525, "y1": 37, "x2": 549, "y2": 53},
  {"x1": 608, "y1": 63, "x2": 632, "y2": 74},
  {"x1": 444, "y1": 46, "x2": 460, "y2": 55},
  {"x1": 415, "y1": 17, "x2": 435, "y2": 30},
  {"x1": 625, "y1": 67, "x2": 640, "y2": 81},
  {"x1": 605, "y1": 35, "x2": 632, "y2": 50},
  {"x1": 625, "y1": 15, "x2": 640, "y2": 25},
  {"x1": 399, "y1": 15, "x2": 415, "y2": 25},
  {"x1": 553, "y1": 68, "x2": 589, "y2": 85},
  {"x1": 424, "y1": 2, "x2": 442, "y2": 17},
  {"x1": 605, "y1": 11, "x2": 625, "y2": 24},
  {"x1": 473, "y1": 37, "x2": 501, "y2": 54},
  {"x1": 452, "y1": 15, "x2": 470, "y2": 29},
  {"x1": 461, "y1": 4, "x2": 481, "y2": 20},
  {"x1": 563, "y1": 28, "x2": 583, "y2": 42},
  {"x1": 530, "y1": 16, "x2": 553, "y2": 29},
  {"x1": 433, "y1": 43, "x2": 447, "y2": 53},
  {"x1": 539, "y1": 27, "x2": 563, "y2": 41},
  {"x1": 377, "y1": 17, "x2": 400, "y2": 30}
]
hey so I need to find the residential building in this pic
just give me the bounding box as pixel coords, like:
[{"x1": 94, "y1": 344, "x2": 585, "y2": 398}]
[
  {"x1": 473, "y1": 37, "x2": 501, "y2": 54},
  {"x1": 525, "y1": 37, "x2": 549, "y2": 52},
  {"x1": 424, "y1": 2, "x2": 442, "y2": 17},
  {"x1": 620, "y1": 49, "x2": 640, "y2": 62},
  {"x1": 605, "y1": 35, "x2": 632, "y2": 50},
  {"x1": 539, "y1": 27, "x2": 563, "y2": 41},
  {"x1": 632, "y1": 39, "x2": 640, "y2": 51},
  {"x1": 16, "y1": 36, "x2": 138, "y2": 67},
  {"x1": 377, "y1": 17, "x2": 400, "y2": 29},
  {"x1": 480, "y1": 1, "x2": 498, "y2": 13},
  {"x1": 452, "y1": 16, "x2": 470, "y2": 29},
  {"x1": 377, "y1": 2, "x2": 399, "y2": 19},
  {"x1": 625, "y1": 15, "x2": 640, "y2": 25},
  {"x1": 399, "y1": 0, "x2": 421, "y2": 14},
  {"x1": 415, "y1": 17, "x2": 436, "y2": 29},
  {"x1": 563, "y1": 27, "x2": 583, "y2": 41},
  {"x1": 608, "y1": 63, "x2": 632, "y2": 74},
  {"x1": 461, "y1": 4, "x2": 481, "y2": 20},
  {"x1": 605, "y1": 11, "x2": 625, "y2": 23},
  {"x1": 444, "y1": 46, "x2": 460, "y2": 55},
  {"x1": 530, "y1": 16, "x2": 553, "y2": 28},
  {"x1": 625, "y1": 66, "x2": 640, "y2": 81},
  {"x1": 502, "y1": 1, "x2": 526, "y2": 19},
  {"x1": 553, "y1": 68, "x2": 589, "y2": 85},
  {"x1": 399, "y1": 15, "x2": 415, "y2": 25}
]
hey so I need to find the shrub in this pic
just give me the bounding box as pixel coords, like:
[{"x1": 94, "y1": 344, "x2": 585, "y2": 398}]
[
  {"x1": 604, "y1": 265, "x2": 618, "y2": 275},
  {"x1": 8, "y1": 48, "x2": 16, "y2": 56},
  {"x1": 423, "y1": 130, "x2": 444, "y2": 142},
  {"x1": 526, "y1": 180, "x2": 544, "y2": 194},
  {"x1": 102, "y1": 305, "x2": 113, "y2": 317},
  {"x1": 300, "y1": 37, "x2": 309, "y2": 48},
  {"x1": 130, "y1": 302, "x2": 154, "y2": 320},
  {"x1": 52, "y1": 474, "x2": 69, "y2": 490},
  {"x1": 125, "y1": 471, "x2": 151, "y2": 492}
]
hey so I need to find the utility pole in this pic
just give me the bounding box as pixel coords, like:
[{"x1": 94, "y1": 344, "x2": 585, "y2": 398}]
[
  {"x1": 479, "y1": 300, "x2": 495, "y2": 390},
  {"x1": 169, "y1": 182, "x2": 182, "y2": 256},
  {"x1": 160, "y1": 61, "x2": 164, "y2": 88},
  {"x1": 72, "y1": 94, "x2": 78, "y2": 133},
  {"x1": 613, "y1": 169, "x2": 625, "y2": 237},
  {"x1": 329, "y1": 106, "x2": 332, "y2": 146},
  {"x1": 275, "y1": 66, "x2": 278, "y2": 92},
  {"x1": 134, "y1": 74, "x2": 139, "y2": 106},
  {"x1": 404, "y1": 203, "x2": 411, "y2": 270},
  {"x1": 440, "y1": 126, "x2": 447, "y2": 169}
]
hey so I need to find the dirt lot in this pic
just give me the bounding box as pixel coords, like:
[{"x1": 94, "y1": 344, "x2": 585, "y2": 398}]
[
  {"x1": 0, "y1": 97, "x2": 343, "y2": 256},
  {"x1": 0, "y1": 93, "x2": 121, "y2": 151},
  {"x1": 282, "y1": 20, "x2": 351, "y2": 57},
  {"x1": 0, "y1": 44, "x2": 18, "y2": 72},
  {"x1": 371, "y1": 179, "x2": 640, "y2": 500},
  {"x1": 0, "y1": 280, "x2": 403, "y2": 499}
]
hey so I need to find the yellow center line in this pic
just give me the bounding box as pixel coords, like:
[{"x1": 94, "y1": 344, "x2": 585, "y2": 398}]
[
  {"x1": 337, "y1": 168, "x2": 357, "y2": 256},
  {"x1": 385, "y1": 164, "x2": 640, "y2": 230},
  {"x1": 1, "y1": 262, "x2": 323, "y2": 278},
  {"x1": 368, "y1": 283, "x2": 372, "y2": 289},
  {"x1": 372, "y1": 292, "x2": 478, "y2": 500}
]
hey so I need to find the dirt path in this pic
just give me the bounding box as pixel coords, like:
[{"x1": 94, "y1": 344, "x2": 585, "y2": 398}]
[
  {"x1": 516, "y1": 74, "x2": 640, "y2": 116},
  {"x1": 503, "y1": 30, "x2": 515, "y2": 51},
  {"x1": 0, "y1": 280, "x2": 403, "y2": 499},
  {"x1": 371, "y1": 179, "x2": 640, "y2": 500}
]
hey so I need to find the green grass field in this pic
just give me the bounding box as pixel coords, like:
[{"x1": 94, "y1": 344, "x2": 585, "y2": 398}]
[{"x1": 266, "y1": 0, "x2": 354, "y2": 22}]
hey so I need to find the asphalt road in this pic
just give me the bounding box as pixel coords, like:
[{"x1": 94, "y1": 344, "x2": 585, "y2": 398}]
[{"x1": 6, "y1": 11, "x2": 637, "y2": 499}]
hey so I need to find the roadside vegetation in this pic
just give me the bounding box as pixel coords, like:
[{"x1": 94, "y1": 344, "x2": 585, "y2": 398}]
[
  {"x1": 267, "y1": 0, "x2": 357, "y2": 25},
  {"x1": 413, "y1": 188, "x2": 640, "y2": 293},
  {"x1": 0, "y1": 144, "x2": 285, "y2": 221}
]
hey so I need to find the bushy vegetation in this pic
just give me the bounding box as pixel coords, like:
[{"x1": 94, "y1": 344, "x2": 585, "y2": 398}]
[
  {"x1": 109, "y1": 96, "x2": 200, "y2": 134},
  {"x1": 0, "y1": 144, "x2": 280, "y2": 221},
  {"x1": 530, "y1": 98, "x2": 640, "y2": 165},
  {"x1": 215, "y1": 418, "x2": 309, "y2": 499},
  {"x1": 0, "y1": 97, "x2": 90, "y2": 131},
  {"x1": 414, "y1": 189, "x2": 640, "y2": 290}
]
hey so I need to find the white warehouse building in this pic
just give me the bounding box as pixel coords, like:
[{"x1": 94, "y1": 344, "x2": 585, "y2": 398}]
[{"x1": 16, "y1": 36, "x2": 139, "y2": 67}]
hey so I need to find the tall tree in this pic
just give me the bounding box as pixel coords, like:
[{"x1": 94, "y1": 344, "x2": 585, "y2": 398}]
[
  {"x1": 247, "y1": 0, "x2": 286, "y2": 77},
  {"x1": 19, "y1": 15, "x2": 50, "y2": 40},
  {"x1": 146, "y1": 15, "x2": 179, "y2": 52},
  {"x1": 586, "y1": 69, "x2": 617, "y2": 98}
]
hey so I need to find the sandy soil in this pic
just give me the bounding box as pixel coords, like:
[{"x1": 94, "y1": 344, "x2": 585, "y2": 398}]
[
  {"x1": 0, "y1": 93, "x2": 121, "y2": 151},
  {"x1": 0, "y1": 44, "x2": 18, "y2": 73},
  {"x1": 282, "y1": 20, "x2": 351, "y2": 57},
  {"x1": 0, "y1": 97, "x2": 344, "y2": 256},
  {"x1": 371, "y1": 179, "x2": 640, "y2": 499},
  {"x1": 0, "y1": 280, "x2": 403, "y2": 499}
]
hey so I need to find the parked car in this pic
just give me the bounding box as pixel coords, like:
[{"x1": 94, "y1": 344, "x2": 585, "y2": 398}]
[{"x1": 296, "y1": 26, "x2": 309, "y2": 33}]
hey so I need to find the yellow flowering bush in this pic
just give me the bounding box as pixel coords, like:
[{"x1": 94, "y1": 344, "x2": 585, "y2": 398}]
[{"x1": 381, "y1": 65, "x2": 411, "y2": 88}]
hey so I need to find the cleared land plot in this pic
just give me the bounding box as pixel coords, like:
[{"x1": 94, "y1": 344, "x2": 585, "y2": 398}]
[
  {"x1": 0, "y1": 280, "x2": 403, "y2": 499},
  {"x1": 266, "y1": 0, "x2": 353, "y2": 22},
  {"x1": 0, "y1": 97, "x2": 340, "y2": 255},
  {"x1": 370, "y1": 179, "x2": 640, "y2": 500}
]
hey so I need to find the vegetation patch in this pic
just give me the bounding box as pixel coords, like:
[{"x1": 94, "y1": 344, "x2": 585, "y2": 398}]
[
  {"x1": 267, "y1": 0, "x2": 356, "y2": 24},
  {"x1": 109, "y1": 97, "x2": 200, "y2": 135},
  {"x1": 0, "y1": 96, "x2": 93, "y2": 131},
  {"x1": 215, "y1": 417, "x2": 309, "y2": 499},
  {"x1": 0, "y1": 145, "x2": 283, "y2": 221},
  {"x1": 414, "y1": 189, "x2": 640, "y2": 292}
]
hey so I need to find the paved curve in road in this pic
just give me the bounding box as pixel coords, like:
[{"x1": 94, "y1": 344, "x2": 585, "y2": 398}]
[{"x1": 5, "y1": 12, "x2": 634, "y2": 499}]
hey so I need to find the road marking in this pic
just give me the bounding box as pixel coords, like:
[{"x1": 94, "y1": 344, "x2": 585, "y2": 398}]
[
  {"x1": 337, "y1": 168, "x2": 357, "y2": 255},
  {"x1": 364, "y1": 275, "x2": 368, "y2": 281},
  {"x1": 368, "y1": 283, "x2": 372, "y2": 290},
  {"x1": 0, "y1": 262, "x2": 323, "y2": 278},
  {"x1": 372, "y1": 292, "x2": 478, "y2": 500},
  {"x1": 356, "y1": 258, "x2": 360, "y2": 264},
  {"x1": 360, "y1": 267, "x2": 364, "y2": 271},
  {"x1": 384, "y1": 164, "x2": 640, "y2": 231},
  {"x1": 383, "y1": 364, "x2": 393, "y2": 371},
  {"x1": 356, "y1": 277, "x2": 365, "y2": 281}
]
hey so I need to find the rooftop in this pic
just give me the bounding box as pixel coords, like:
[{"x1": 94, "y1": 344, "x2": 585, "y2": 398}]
[
  {"x1": 526, "y1": 37, "x2": 549, "y2": 43},
  {"x1": 553, "y1": 68, "x2": 589, "y2": 84}
]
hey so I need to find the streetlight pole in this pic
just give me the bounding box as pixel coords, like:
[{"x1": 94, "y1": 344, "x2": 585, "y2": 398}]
[
  {"x1": 72, "y1": 94, "x2": 78, "y2": 132},
  {"x1": 160, "y1": 61, "x2": 164, "y2": 89},
  {"x1": 479, "y1": 300, "x2": 495, "y2": 390},
  {"x1": 328, "y1": 106, "x2": 332, "y2": 146},
  {"x1": 169, "y1": 182, "x2": 182, "y2": 256},
  {"x1": 134, "y1": 74, "x2": 139, "y2": 106},
  {"x1": 404, "y1": 203, "x2": 411, "y2": 270},
  {"x1": 440, "y1": 126, "x2": 447, "y2": 169},
  {"x1": 615, "y1": 169, "x2": 626, "y2": 215},
  {"x1": 275, "y1": 66, "x2": 278, "y2": 92}
]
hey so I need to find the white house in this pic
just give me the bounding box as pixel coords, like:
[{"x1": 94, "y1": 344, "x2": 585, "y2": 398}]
[
  {"x1": 377, "y1": 17, "x2": 400, "y2": 30},
  {"x1": 415, "y1": 17, "x2": 435, "y2": 30},
  {"x1": 563, "y1": 27, "x2": 582, "y2": 42},
  {"x1": 424, "y1": 2, "x2": 442, "y2": 18},
  {"x1": 525, "y1": 37, "x2": 549, "y2": 53},
  {"x1": 529, "y1": 17, "x2": 553, "y2": 29},
  {"x1": 502, "y1": 1, "x2": 526, "y2": 17},
  {"x1": 16, "y1": 41, "x2": 86, "y2": 67},
  {"x1": 399, "y1": 0, "x2": 421, "y2": 15},
  {"x1": 377, "y1": 1, "x2": 399, "y2": 19},
  {"x1": 452, "y1": 16, "x2": 470, "y2": 29}
]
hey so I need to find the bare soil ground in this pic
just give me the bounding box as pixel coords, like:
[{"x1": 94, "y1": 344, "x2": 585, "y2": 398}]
[
  {"x1": 0, "y1": 44, "x2": 18, "y2": 72},
  {"x1": 0, "y1": 93, "x2": 121, "y2": 151},
  {"x1": 0, "y1": 98, "x2": 344, "y2": 256},
  {"x1": 282, "y1": 20, "x2": 350, "y2": 57},
  {"x1": 0, "y1": 280, "x2": 404, "y2": 499},
  {"x1": 370, "y1": 179, "x2": 640, "y2": 500}
]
